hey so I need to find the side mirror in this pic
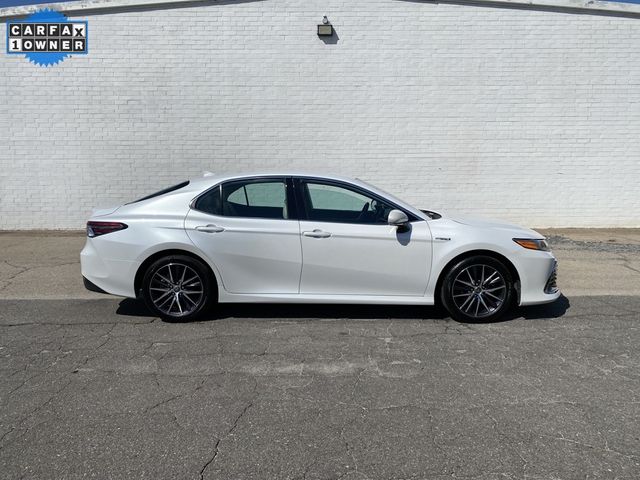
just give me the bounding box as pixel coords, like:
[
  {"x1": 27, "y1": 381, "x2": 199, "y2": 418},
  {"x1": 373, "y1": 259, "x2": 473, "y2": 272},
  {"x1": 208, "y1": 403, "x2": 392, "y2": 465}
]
[{"x1": 387, "y1": 209, "x2": 409, "y2": 227}]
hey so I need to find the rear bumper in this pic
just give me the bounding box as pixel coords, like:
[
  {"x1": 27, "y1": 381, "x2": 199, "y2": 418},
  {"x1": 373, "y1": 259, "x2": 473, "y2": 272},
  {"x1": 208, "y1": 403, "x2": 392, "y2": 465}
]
[
  {"x1": 83, "y1": 276, "x2": 109, "y2": 294},
  {"x1": 80, "y1": 238, "x2": 139, "y2": 298}
]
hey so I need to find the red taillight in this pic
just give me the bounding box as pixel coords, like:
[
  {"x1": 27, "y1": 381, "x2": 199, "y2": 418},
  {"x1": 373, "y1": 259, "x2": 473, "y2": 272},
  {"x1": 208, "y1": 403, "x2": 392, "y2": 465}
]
[{"x1": 87, "y1": 221, "x2": 128, "y2": 237}]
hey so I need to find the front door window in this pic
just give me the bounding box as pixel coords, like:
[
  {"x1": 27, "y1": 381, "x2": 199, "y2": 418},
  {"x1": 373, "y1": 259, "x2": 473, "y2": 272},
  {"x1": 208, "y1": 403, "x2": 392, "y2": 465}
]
[{"x1": 302, "y1": 181, "x2": 395, "y2": 224}]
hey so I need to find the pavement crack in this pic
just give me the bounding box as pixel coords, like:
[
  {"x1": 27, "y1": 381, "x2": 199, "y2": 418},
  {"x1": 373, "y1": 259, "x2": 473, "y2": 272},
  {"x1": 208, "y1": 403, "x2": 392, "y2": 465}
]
[
  {"x1": 0, "y1": 261, "x2": 80, "y2": 294},
  {"x1": 145, "y1": 378, "x2": 207, "y2": 414},
  {"x1": 1, "y1": 320, "x2": 154, "y2": 327},
  {"x1": 484, "y1": 410, "x2": 528, "y2": 476},
  {"x1": 199, "y1": 379, "x2": 258, "y2": 479},
  {"x1": 0, "y1": 378, "x2": 73, "y2": 450},
  {"x1": 546, "y1": 433, "x2": 640, "y2": 461},
  {"x1": 0, "y1": 261, "x2": 29, "y2": 293},
  {"x1": 338, "y1": 415, "x2": 371, "y2": 480},
  {"x1": 3, "y1": 370, "x2": 42, "y2": 400},
  {"x1": 199, "y1": 437, "x2": 221, "y2": 480},
  {"x1": 75, "y1": 323, "x2": 117, "y2": 370}
]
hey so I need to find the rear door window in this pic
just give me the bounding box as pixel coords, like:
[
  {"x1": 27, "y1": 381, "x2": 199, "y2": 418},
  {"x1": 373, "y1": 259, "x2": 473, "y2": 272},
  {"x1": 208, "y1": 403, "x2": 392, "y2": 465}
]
[{"x1": 221, "y1": 179, "x2": 288, "y2": 219}]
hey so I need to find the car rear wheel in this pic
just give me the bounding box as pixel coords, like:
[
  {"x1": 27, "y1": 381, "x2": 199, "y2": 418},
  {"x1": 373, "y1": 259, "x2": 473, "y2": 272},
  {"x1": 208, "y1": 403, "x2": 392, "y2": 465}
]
[
  {"x1": 440, "y1": 255, "x2": 514, "y2": 322},
  {"x1": 142, "y1": 255, "x2": 213, "y2": 322}
]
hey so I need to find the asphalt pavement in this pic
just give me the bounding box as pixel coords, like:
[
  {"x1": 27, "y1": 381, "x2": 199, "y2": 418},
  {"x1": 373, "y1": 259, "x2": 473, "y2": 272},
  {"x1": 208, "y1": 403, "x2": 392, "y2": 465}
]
[{"x1": 1, "y1": 230, "x2": 640, "y2": 479}]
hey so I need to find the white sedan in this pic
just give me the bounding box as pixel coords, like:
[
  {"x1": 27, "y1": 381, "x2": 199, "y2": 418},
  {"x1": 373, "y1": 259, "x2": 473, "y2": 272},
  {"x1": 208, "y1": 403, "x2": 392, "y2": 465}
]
[{"x1": 81, "y1": 173, "x2": 560, "y2": 322}]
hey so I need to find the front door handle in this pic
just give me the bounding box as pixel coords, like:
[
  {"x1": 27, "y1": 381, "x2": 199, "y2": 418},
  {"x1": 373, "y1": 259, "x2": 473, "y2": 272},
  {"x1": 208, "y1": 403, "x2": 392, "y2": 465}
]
[
  {"x1": 195, "y1": 224, "x2": 225, "y2": 233},
  {"x1": 302, "y1": 229, "x2": 332, "y2": 238}
]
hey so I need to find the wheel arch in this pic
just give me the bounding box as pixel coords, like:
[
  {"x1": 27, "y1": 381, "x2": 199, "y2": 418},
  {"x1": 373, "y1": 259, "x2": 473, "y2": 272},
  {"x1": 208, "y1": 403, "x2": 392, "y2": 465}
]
[
  {"x1": 134, "y1": 249, "x2": 218, "y2": 299},
  {"x1": 434, "y1": 249, "x2": 521, "y2": 306}
]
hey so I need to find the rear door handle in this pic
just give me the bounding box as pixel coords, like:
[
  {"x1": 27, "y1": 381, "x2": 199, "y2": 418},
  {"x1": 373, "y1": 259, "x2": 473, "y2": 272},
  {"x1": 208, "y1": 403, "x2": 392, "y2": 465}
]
[
  {"x1": 302, "y1": 229, "x2": 332, "y2": 238},
  {"x1": 195, "y1": 224, "x2": 225, "y2": 233}
]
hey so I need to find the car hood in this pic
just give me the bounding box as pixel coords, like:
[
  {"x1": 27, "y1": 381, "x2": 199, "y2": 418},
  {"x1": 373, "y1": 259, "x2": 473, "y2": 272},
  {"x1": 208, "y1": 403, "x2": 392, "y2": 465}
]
[{"x1": 443, "y1": 213, "x2": 544, "y2": 239}]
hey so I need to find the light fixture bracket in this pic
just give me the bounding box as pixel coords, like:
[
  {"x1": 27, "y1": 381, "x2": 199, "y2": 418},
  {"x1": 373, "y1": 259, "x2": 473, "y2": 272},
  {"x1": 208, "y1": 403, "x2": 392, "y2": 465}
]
[{"x1": 317, "y1": 17, "x2": 333, "y2": 37}]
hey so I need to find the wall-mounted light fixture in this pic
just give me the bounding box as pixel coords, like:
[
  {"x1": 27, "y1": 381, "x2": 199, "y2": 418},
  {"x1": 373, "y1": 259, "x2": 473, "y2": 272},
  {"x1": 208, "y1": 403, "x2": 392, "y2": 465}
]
[{"x1": 317, "y1": 16, "x2": 333, "y2": 37}]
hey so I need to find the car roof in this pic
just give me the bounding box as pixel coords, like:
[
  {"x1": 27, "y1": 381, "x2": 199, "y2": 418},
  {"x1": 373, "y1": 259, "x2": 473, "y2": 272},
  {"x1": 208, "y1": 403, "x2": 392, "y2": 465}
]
[{"x1": 189, "y1": 171, "x2": 362, "y2": 186}]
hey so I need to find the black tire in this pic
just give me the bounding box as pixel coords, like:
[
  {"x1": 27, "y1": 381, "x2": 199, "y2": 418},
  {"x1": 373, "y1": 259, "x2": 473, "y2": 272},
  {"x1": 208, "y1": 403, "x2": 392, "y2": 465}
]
[
  {"x1": 440, "y1": 255, "x2": 514, "y2": 322},
  {"x1": 142, "y1": 254, "x2": 214, "y2": 322}
]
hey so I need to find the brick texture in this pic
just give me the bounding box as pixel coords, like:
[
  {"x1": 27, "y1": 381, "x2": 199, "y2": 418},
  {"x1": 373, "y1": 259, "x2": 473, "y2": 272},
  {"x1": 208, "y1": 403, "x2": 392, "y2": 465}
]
[{"x1": 1, "y1": 0, "x2": 639, "y2": 229}]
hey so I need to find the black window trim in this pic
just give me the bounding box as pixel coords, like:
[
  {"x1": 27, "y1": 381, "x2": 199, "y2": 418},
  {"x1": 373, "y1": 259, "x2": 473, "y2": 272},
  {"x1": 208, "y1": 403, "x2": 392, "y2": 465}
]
[
  {"x1": 292, "y1": 177, "x2": 420, "y2": 225},
  {"x1": 190, "y1": 176, "x2": 297, "y2": 221},
  {"x1": 127, "y1": 180, "x2": 190, "y2": 205},
  {"x1": 190, "y1": 175, "x2": 419, "y2": 224}
]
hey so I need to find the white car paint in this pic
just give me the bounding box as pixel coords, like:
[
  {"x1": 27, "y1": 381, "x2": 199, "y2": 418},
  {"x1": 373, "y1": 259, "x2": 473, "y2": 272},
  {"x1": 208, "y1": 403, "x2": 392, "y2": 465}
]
[
  {"x1": 298, "y1": 220, "x2": 431, "y2": 296},
  {"x1": 80, "y1": 172, "x2": 560, "y2": 309},
  {"x1": 185, "y1": 210, "x2": 302, "y2": 294}
]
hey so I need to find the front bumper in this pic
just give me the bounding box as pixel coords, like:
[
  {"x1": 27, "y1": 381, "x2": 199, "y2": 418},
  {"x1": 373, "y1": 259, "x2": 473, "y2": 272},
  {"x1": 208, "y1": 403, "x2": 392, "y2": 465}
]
[
  {"x1": 544, "y1": 261, "x2": 559, "y2": 294},
  {"x1": 517, "y1": 251, "x2": 561, "y2": 306}
]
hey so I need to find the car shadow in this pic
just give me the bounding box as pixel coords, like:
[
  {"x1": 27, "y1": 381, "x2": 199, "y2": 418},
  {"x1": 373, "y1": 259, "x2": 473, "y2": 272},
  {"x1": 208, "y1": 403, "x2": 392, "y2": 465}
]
[
  {"x1": 116, "y1": 294, "x2": 570, "y2": 324},
  {"x1": 497, "y1": 294, "x2": 570, "y2": 322}
]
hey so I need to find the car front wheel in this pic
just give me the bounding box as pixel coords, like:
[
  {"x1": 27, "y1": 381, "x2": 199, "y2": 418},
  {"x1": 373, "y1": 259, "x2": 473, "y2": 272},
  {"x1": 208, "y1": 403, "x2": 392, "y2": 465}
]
[
  {"x1": 440, "y1": 255, "x2": 514, "y2": 322},
  {"x1": 142, "y1": 254, "x2": 213, "y2": 322}
]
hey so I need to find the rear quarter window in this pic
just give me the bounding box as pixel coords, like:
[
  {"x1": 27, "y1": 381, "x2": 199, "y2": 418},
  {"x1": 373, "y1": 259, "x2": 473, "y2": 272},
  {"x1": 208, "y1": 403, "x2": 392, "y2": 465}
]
[{"x1": 193, "y1": 185, "x2": 222, "y2": 215}]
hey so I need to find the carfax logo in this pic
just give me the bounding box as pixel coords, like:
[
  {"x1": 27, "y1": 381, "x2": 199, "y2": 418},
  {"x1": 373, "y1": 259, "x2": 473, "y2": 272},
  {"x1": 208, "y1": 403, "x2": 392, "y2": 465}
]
[{"x1": 6, "y1": 9, "x2": 87, "y2": 66}]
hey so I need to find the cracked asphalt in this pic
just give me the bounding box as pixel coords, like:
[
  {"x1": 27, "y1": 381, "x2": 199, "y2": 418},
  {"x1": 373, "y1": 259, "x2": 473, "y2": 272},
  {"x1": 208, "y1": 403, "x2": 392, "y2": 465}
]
[
  {"x1": 1, "y1": 231, "x2": 640, "y2": 479},
  {"x1": 2, "y1": 297, "x2": 640, "y2": 479}
]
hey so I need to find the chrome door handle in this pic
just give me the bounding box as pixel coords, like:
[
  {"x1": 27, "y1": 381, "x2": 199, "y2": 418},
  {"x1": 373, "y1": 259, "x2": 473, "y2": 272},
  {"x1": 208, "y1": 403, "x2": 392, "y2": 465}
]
[
  {"x1": 302, "y1": 229, "x2": 331, "y2": 238},
  {"x1": 195, "y1": 224, "x2": 225, "y2": 233}
]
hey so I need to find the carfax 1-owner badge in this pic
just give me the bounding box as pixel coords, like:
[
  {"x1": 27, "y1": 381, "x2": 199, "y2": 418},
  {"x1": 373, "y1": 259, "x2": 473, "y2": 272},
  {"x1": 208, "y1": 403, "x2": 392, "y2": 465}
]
[{"x1": 6, "y1": 9, "x2": 87, "y2": 66}]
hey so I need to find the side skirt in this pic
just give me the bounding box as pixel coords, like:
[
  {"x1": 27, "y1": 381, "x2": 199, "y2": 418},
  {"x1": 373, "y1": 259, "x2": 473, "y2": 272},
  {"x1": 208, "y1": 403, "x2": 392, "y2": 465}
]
[{"x1": 217, "y1": 291, "x2": 435, "y2": 305}]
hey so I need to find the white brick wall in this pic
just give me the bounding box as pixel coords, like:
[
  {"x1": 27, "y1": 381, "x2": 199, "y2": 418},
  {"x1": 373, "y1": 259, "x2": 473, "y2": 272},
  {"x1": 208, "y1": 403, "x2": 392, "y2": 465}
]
[{"x1": 1, "y1": 0, "x2": 639, "y2": 229}]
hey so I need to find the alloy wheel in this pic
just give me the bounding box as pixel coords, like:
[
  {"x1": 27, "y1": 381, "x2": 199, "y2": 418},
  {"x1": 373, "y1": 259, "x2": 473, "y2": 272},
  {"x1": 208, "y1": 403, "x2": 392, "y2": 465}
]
[
  {"x1": 451, "y1": 264, "x2": 507, "y2": 319},
  {"x1": 148, "y1": 262, "x2": 204, "y2": 317}
]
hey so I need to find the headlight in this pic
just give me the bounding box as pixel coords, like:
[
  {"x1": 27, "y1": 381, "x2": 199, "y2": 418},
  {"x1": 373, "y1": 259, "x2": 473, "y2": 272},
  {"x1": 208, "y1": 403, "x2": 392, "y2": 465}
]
[{"x1": 513, "y1": 238, "x2": 550, "y2": 251}]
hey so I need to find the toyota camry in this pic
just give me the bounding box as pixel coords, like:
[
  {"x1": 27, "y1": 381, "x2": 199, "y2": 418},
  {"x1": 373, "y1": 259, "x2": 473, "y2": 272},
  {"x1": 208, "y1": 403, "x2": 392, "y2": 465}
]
[{"x1": 81, "y1": 172, "x2": 560, "y2": 322}]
